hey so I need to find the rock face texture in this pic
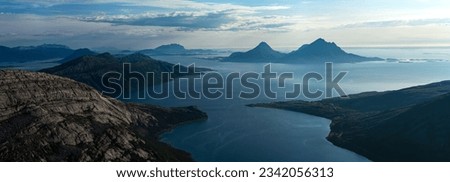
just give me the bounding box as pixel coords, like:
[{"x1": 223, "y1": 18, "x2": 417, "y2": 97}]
[{"x1": 0, "y1": 70, "x2": 207, "y2": 161}]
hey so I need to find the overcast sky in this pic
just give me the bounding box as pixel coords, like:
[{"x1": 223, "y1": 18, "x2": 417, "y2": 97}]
[{"x1": 1, "y1": 0, "x2": 450, "y2": 49}]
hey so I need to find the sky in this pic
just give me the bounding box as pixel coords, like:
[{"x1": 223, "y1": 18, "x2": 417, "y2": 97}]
[{"x1": 0, "y1": 0, "x2": 450, "y2": 50}]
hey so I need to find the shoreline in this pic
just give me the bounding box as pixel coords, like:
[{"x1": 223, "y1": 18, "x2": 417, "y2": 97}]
[
  {"x1": 247, "y1": 103, "x2": 376, "y2": 161},
  {"x1": 156, "y1": 118, "x2": 208, "y2": 162}
]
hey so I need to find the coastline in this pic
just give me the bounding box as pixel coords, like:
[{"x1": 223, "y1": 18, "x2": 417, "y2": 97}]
[
  {"x1": 156, "y1": 118, "x2": 208, "y2": 162},
  {"x1": 247, "y1": 102, "x2": 375, "y2": 161},
  {"x1": 247, "y1": 85, "x2": 450, "y2": 162}
]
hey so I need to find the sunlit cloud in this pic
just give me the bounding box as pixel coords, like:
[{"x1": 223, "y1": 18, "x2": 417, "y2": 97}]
[{"x1": 0, "y1": 0, "x2": 449, "y2": 49}]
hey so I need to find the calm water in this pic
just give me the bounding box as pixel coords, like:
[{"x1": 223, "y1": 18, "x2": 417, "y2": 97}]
[{"x1": 126, "y1": 48, "x2": 450, "y2": 162}]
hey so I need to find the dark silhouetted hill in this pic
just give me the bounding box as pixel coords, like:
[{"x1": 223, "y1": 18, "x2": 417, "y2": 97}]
[
  {"x1": 41, "y1": 53, "x2": 210, "y2": 97},
  {"x1": 223, "y1": 42, "x2": 286, "y2": 62},
  {"x1": 250, "y1": 80, "x2": 450, "y2": 161},
  {"x1": 59, "y1": 48, "x2": 97, "y2": 63}
]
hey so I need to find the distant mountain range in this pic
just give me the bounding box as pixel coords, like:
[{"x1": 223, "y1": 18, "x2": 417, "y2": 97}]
[
  {"x1": 0, "y1": 44, "x2": 74, "y2": 62},
  {"x1": 0, "y1": 44, "x2": 101, "y2": 64},
  {"x1": 41, "y1": 53, "x2": 210, "y2": 97},
  {"x1": 1, "y1": 40, "x2": 381, "y2": 64},
  {"x1": 250, "y1": 80, "x2": 450, "y2": 161},
  {"x1": 139, "y1": 43, "x2": 219, "y2": 56},
  {"x1": 223, "y1": 38, "x2": 382, "y2": 63}
]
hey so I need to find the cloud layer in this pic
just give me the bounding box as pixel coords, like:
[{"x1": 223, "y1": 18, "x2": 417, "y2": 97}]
[{"x1": 1, "y1": 0, "x2": 450, "y2": 49}]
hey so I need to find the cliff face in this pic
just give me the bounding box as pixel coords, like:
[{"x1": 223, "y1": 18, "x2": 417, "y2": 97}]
[{"x1": 0, "y1": 70, "x2": 207, "y2": 161}]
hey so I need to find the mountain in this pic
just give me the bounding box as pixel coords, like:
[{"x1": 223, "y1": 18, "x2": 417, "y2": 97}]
[
  {"x1": 250, "y1": 80, "x2": 450, "y2": 161},
  {"x1": 59, "y1": 48, "x2": 97, "y2": 63},
  {"x1": 223, "y1": 38, "x2": 382, "y2": 63},
  {"x1": 154, "y1": 44, "x2": 186, "y2": 54},
  {"x1": 283, "y1": 38, "x2": 381, "y2": 63},
  {"x1": 222, "y1": 42, "x2": 286, "y2": 62},
  {"x1": 0, "y1": 70, "x2": 207, "y2": 161},
  {"x1": 0, "y1": 44, "x2": 74, "y2": 63},
  {"x1": 41, "y1": 53, "x2": 209, "y2": 97},
  {"x1": 139, "y1": 44, "x2": 187, "y2": 55},
  {"x1": 139, "y1": 43, "x2": 218, "y2": 56}
]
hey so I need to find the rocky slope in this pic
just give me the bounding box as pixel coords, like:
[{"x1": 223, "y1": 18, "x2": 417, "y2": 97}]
[
  {"x1": 250, "y1": 81, "x2": 450, "y2": 161},
  {"x1": 0, "y1": 70, "x2": 207, "y2": 161}
]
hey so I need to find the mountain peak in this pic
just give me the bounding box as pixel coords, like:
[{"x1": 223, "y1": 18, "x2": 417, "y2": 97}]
[
  {"x1": 225, "y1": 38, "x2": 380, "y2": 63},
  {"x1": 293, "y1": 38, "x2": 342, "y2": 54},
  {"x1": 256, "y1": 41, "x2": 270, "y2": 47},
  {"x1": 310, "y1": 38, "x2": 334, "y2": 46},
  {"x1": 224, "y1": 41, "x2": 285, "y2": 62},
  {"x1": 253, "y1": 41, "x2": 275, "y2": 51}
]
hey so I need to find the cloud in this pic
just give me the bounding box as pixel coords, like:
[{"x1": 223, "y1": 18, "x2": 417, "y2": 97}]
[
  {"x1": 2, "y1": 0, "x2": 292, "y2": 31},
  {"x1": 5, "y1": 0, "x2": 290, "y2": 13},
  {"x1": 81, "y1": 11, "x2": 233, "y2": 30},
  {"x1": 338, "y1": 18, "x2": 450, "y2": 29},
  {"x1": 3, "y1": 0, "x2": 450, "y2": 48},
  {"x1": 80, "y1": 10, "x2": 295, "y2": 31}
]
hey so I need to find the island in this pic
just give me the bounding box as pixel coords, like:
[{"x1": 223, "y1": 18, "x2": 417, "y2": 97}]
[{"x1": 223, "y1": 38, "x2": 382, "y2": 63}]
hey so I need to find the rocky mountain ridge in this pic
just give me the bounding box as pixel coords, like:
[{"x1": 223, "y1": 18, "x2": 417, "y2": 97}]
[{"x1": 0, "y1": 70, "x2": 207, "y2": 161}]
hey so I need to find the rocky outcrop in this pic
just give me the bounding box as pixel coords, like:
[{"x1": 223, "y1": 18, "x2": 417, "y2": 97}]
[{"x1": 0, "y1": 70, "x2": 207, "y2": 161}]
